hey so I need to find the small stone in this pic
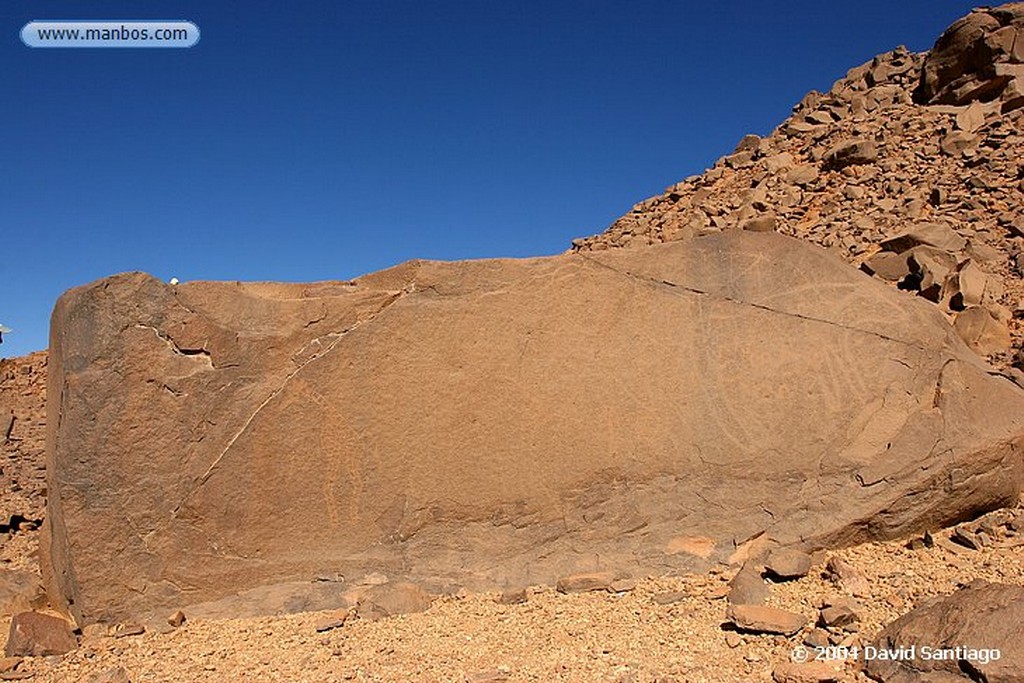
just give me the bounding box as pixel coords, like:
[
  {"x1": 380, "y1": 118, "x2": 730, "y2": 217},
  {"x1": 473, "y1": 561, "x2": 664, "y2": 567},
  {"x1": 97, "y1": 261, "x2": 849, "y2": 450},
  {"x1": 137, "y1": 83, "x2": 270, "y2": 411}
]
[
  {"x1": 818, "y1": 601, "x2": 861, "y2": 628},
  {"x1": 728, "y1": 564, "x2": 770, "y2": 606},
  {"x1": 0, "y1": 659, "x2": 20, "y2": 674},
  {"x1": 824, "y1": 557, "x2": 870, "y2": 597},
  {"x1": 468, "y1": 670, "x2": 509, "y2": 683},
  {"x1": 87, "y1": 666, "x2": 132, "y2": 683},
  {"x1": 725, "y1": 632, "x2": 742, "y2": 648},
  {"x1": 862, "y1": 251, "x2": 912, "y2": 282},
  {"x1": 956, "y1": 101, "x2": 986, "y2": 132},
  {"x1": 356, "y1": 582, "x2": 432, "y2": 621},
  {"x1": 940, "y1": 130, "x2": 978, "y2": 156},
  {"x1": 314, "y1": 611, "x2": 350, "y2": 632},
  {"x1": 772, "y1": 661, "x2": 842, "y2": 683},
  {"x1": 497, "y1": 588, "x2": 528, "y2": 605},
  {"x1": 954, "y1": 306, "x2": 1012, "y2": 355},
  {"x1": 727, "y1": 604, "x2": 808, "y2": 636},
  {"x1": 555, "y1": 572, "x2": 614, "y2": 594},
  {"x1": 112, "y1": 624, "x2": 145, "y2": 638},
  {"x1": 361, "y1": 572, "x2": 389, "y2": 586},
  {"x1": 822, "y1": 138, "x2": 877, "y2": 170},
  {"x1": 651, "y1": 591, "x2": 688, "y2": 605},
  {"x1": 956, "y1": 261, "x2": 987, "y2": 307},
  {"x1": 742, "y1": 215, "x2": 777, "y2": 233},
  {"x1": 764, "y1": 549, "x2": 813, "y2": 580},
  {"x1": 786, "y1": 165, "x2": 819, "y2": 186},
  {"x1": 166, "y1": 610, "x2": 186, "y2": 628},
  {"x1": 734, "y1": 134, "x2": 762, "y2": 153},
  {"x1": 608, "y1": 578, "x2": 637, "y2": 594},
  {"x1": 951, "y1": 525, "x2": 983, "y2": 550},
  {"x1": 764, "y1": 153, "x2": 795, "y2": 173},
  {"x1": 4, "y1": 612, "x2": 77, "y2": 657},
  {"x1": 804, "y1": 628, "x2": 831, "y2": 648}
]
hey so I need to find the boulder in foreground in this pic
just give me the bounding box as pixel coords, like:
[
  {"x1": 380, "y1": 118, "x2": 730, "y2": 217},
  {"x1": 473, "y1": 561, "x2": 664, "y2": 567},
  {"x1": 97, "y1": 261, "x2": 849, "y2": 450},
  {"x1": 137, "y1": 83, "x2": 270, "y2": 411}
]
[{"x1": 865, "y1": 581, "x2": 1024, "y2": 682}]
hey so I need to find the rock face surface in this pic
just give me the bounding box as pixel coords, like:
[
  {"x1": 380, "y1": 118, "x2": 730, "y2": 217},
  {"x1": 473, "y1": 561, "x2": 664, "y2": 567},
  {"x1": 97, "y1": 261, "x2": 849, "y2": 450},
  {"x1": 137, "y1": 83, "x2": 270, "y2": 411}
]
[{"x1": 43, "y1": 231, "x2": 1024, "y2": 625}]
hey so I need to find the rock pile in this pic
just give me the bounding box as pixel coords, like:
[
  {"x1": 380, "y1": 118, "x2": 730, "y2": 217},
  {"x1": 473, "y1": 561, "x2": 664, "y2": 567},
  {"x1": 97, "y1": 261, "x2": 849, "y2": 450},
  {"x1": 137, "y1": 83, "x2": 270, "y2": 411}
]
[
  {"x1": 571, "y1": 2, "x2": 1024, "y2": 375},
  {"x1": 0, "y1": 352, "x2": 46, "y2": 549}
]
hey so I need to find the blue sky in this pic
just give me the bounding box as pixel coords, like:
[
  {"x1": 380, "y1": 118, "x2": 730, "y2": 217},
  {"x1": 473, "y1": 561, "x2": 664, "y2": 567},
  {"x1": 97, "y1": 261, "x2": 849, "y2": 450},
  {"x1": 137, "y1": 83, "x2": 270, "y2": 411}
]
[{"x1": 1, "y1": 1, "x2": 976, "y2": 358}]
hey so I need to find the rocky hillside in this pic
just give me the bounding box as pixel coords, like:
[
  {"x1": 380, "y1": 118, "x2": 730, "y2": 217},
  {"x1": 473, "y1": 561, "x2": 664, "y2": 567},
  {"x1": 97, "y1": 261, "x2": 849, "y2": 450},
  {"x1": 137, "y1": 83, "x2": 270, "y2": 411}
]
[
  {"x1": 0, "y1": 352, "x2": 46, "y2": 539},
  {"x1": 572, "y1": 4, "x2": 1024, "y2": 375}
]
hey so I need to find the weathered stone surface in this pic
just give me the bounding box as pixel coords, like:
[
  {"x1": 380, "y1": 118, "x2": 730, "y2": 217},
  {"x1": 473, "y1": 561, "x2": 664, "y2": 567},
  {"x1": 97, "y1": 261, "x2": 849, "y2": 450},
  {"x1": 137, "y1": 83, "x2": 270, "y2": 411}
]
[
  {"x1": 865, "y1": 581, "x2": 1024, "y2": 682},
  {"x1": 954, "y1": 306, "x2": 1013, "y2": 354},
  {"x1": 355, "y1": 582, "x2": 431, "y2": 621},
  {"x1": 0, "y1": 571, "x2": 42, "y2": 619},
  {"x1": 764, "y1": 549, "x2": 813, "y2": 581},
  {"x1": 818, "y1": 599, "x2": 860, "y2": 628},
  {"x1": 727, "y1": 604, "x2": 807, "y2": 636},
  {"x1": 43, "y1": 232, "x2": 1024, "y2": 624},
  {"x1": 862, "y1": 251, "x2": 911, "y2": 282},
  {"x1": 742, "y1": 215, "x2": 776, "y2": 233},
  {"x1": 728, "y1": 563, "x2": 770, "y2": 606},
  {"x1": 822, "y1": 139, "x2": 877, "y2": 170},
  {"x1": 824, "y1": 557, "x2": 870, "y2": 598},
  {"x1": 4, "y1": 611, "x2": 77, "y2": 657},
  {"x1": 0, "y1": 411, "x2": 12, "y2": 444},
  {"x1": 917, "y1": 6, "x2": 1020, "y2": 105},
  {"x1": 881, "y1": 222, "x2": 966, "y2": 253},
  {"x1": 556, "y1": 572, "x2": 614, "y2": 594}
]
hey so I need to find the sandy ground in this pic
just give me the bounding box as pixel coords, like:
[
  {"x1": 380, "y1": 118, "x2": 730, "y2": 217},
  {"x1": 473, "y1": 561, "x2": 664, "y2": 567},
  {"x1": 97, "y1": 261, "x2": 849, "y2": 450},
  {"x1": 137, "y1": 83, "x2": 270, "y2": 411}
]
[{"x1": 1, "y1": 514, "x2": 1020, "y2": 683}]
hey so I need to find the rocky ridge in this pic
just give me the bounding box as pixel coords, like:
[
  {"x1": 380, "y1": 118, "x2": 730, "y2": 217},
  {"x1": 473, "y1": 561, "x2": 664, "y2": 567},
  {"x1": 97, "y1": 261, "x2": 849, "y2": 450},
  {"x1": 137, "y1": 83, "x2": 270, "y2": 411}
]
[{"x1": 572, "y1": 3, "x2": 1024, "y2": 374}]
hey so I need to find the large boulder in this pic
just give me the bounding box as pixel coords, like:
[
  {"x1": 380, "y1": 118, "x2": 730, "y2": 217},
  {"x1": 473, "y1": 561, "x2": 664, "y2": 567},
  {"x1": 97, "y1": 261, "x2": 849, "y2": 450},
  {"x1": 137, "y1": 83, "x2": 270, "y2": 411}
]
[
  {"x1": 42, "y1": 232, "x2": 1024, "y2": 624},
  {"x1": 865, "y1": 581, "x2": 1024, "y2": 682}
]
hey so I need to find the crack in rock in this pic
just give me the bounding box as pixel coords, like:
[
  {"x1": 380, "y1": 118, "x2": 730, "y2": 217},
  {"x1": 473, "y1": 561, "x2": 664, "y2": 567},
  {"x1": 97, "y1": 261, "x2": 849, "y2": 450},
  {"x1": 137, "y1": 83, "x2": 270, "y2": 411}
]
[
  {"x1": 171, "y1": 288, "x2": 408, "y2": 516},
  {"x1": 576, "y1": 253, "x2": 928, "y2": 351},
  {"x1": 134, "y1": 324, "x2": 214, "y2": 367}
]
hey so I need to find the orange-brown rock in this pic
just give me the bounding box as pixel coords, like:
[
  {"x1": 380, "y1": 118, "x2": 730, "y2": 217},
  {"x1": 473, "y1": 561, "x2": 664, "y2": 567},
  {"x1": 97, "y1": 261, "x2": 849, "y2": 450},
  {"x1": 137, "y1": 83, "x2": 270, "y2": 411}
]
[
  {"x1": 42, "y1": 232, "x2": 1024, "y2": 625},
  {"x1": 4, "y1": 611, "x2": 77, "y2": 657}
]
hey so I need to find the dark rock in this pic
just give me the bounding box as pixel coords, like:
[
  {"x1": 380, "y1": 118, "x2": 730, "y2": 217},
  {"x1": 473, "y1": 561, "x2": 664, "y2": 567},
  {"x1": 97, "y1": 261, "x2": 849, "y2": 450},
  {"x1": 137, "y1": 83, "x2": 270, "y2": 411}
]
[
  {"x1": 727, "y1": 604, "x2": 807, "y2": 636},
  {"x1": 865, "y1": 581, "x2": 1024, "y2": 682}
]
